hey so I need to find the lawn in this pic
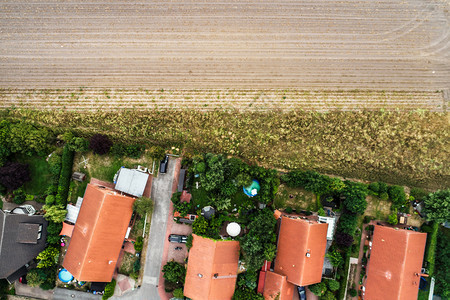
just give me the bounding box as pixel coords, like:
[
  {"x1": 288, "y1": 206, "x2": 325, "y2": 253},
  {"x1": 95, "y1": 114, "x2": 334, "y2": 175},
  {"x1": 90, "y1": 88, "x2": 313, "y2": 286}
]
[
  {"x1": 16, "y1": 154, "x2": 52, "y2": 196},
  {"x1": 274, "y1": 184, "x2": 316, "y2": 212},
  {"x1": 119, "y1": 253, "x2": 139, "y2": 276},
  {"x1": 364, "y1": 195, "x2": 391, "y2": 220}
]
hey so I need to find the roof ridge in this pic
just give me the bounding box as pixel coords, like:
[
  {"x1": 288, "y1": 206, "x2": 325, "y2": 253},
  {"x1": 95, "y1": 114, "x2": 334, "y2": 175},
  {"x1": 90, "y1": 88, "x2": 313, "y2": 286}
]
[
  {"x1": 298, "y1": 221, "x2": 310, "y2": 285},
  {"x1": 207, "y1": 237, "x2": 219, "y2": 299},
  {"x1": 77, "y1": 185, "x2": 107, "y2": 278},
  {"x1": 397, "y1": 230, "x2": 410, "y2": 299},
  {"x1": 0, "y1": 211, "x2": 6, "y2": 259}
]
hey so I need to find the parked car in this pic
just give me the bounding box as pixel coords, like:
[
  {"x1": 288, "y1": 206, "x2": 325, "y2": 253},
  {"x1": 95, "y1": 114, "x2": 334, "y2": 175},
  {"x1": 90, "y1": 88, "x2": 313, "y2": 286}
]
[
  {"x1": 160, "y1": 155, "x2": 169, "y2": 173},
  {"x1": 168, "y1": 234, "x2": 187, "y2": 243},
  {"x1": 297, "y1": 286, "x2": 306, "y2": 300}
]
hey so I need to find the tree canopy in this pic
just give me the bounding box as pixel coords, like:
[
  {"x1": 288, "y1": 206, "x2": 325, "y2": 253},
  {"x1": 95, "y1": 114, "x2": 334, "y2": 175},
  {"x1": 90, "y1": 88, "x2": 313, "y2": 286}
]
[
  {"x1": 162, "y1": 261, "x2": 186, "y2": 284},
  {"x1": 89, "y1": 134, "x2": 112, "y2": 155},
  {"x1": 133, "y1": 197, "x2": 154, "y2": 216},
  {"x1": 0, "y1": 161, "x2": 31, "y2": 191},
  {"x1": 342, "y1": 181, "x2": 368, "y2": 214},
  {"x1": 423, "y1": 190, "x2": 450, "y2": 223}
]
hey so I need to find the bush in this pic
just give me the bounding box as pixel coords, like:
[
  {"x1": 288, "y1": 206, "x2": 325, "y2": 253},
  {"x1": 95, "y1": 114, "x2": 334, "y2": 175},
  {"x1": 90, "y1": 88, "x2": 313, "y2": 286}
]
[
  {"x1": 55, "y1": 145, "x2": 74, "y2": 206},
  {"x1": 102, "y1": 279, "x2": 116, "y2": 300},
  {"x1": 363, "y1": 215, "x2": 375, "y2": 224},
  {"x1": 67, "y1": 137, "x2": 89, "y2": 152},
  {"x1": 342, "y1": 181, "x2": 368, "y2": 214},
  {"x1": 410, "y1": 187, "x2": 428, "y2": 202},
  {"x1": 379, "y1": 192, "x2": 389, "y2": 201},
  {"x1": 110, "y1": 143, "x2": 145, "y2": 159},
  {"x1": 423, "y1": 190, "x2": 450, "y2": 223},
  {"x1": 173, "y1": 288, "x2": 184, "y2": 298},
  {"x1": 134, "y1": 236, "x2": 144, "y2": 252},
  {"x1": 425, "y1": 222, "x2": 439, "y2": 276},
  {"x1": 47, "y1": 154, "x2": 62, "y2": 177},
  {"x1": 336, "y1": 232, "x2": 354, "y2": 248},
  {"x1": 26, "y1": 269, "x2": 46, "y2": 287},
  {"x1": 13, "y1": 187, "x2": 26, "y2": 204},
  {"x1": 186, "y1": 234, "x2": 193, "y2": 250},
  {"x1": 89, "y1": 134, "x2": 112, "y2": 155},
  {"x1": 368, "y1": 182, "x2": 379, "y2": 195},
  {"x1": 285, "y1": 207, "x2": 293, "y2": 214},
  {"x1": 133, "y1": 258, "x2": 141, "y2": 273},
  {"x1": 162, "y1": 261, "x2": 186, "y2": 284},
  {"x1": 349, "y1": 288, "x2": 358, "y2": 297},
  {"x1": 0, "y1": 162, "x2": 31, "y2": 191},
  {"x1": 327, "y1": 279, "x2": 340, "y2": 292},
  {"x1": 45, "y1": 195, "x2": 55, "y2": 205},
  {"x1": 46, "y1": 222, "x2": 63, "y2": 245},
  {"x1": 337, "y1": 212, "x2": 358, "y2": 235},
  {"x1": 309, "y1": 281, "x2": 326, "y2": 296},
  {"x1": 388, "y1": 185, "x2": 406, "y2": 207},
  {"x1": 388, "y1": 210, "x2": 398, "y2": 225}
]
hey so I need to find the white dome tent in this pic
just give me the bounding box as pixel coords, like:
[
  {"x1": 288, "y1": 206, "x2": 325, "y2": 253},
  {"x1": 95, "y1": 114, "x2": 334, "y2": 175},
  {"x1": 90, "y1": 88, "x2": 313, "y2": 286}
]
[{"x1": 226, "y1": 222, "x2": 241, "y2": 237}]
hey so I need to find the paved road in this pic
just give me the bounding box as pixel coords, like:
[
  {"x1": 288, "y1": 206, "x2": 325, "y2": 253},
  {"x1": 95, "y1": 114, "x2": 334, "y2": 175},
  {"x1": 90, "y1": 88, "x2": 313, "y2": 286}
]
[
  {"x1": 0, "y1": 0, "x2": 449, "y2": 90},
  {"x1": 53, "y1": 288, "x2": 101, "y2": 300},
  {"x1": 114, "y1": 158, "x2": 177, "y2": 300}
]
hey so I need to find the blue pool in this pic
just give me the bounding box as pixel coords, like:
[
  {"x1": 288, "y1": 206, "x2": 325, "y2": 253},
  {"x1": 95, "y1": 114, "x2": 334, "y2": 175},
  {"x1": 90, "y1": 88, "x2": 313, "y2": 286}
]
[{"x1": 58, "y1": 269, "x2": 73, "y2": 283}]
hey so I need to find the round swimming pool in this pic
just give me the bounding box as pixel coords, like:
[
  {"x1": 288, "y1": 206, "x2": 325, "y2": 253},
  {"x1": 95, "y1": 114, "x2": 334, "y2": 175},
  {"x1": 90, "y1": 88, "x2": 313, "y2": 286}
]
[{"x1": 58, "y1": 269, "x2": 73, "y2": 283}]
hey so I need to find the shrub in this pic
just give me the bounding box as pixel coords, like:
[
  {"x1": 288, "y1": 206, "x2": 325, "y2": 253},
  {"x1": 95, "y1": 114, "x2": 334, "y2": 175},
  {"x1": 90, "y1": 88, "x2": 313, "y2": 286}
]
[
  {"x1": 47, "y1": 154, "x2": 62, "y2": 177},
  {"x1": 110, "y1": 143, "x2": 144, "y2": 158},
  {"x1": 309, "y1": 281, "x2": 326, "y2": 296},
  {"x1": 337, "y1": 212, "x2": 358, "y2": 235},
  {"x1": 425, "y1": 222, "x2": 439, "y2": 276},
  {"x1": 133, "y1": 258, "x2": 141, "y2": 273},
  {"x1": 379, "y1": 191, "x2": 389, "y2": 201},
  {"x1": 318, "y1": 207, "x2": 326, "y2": 216},
  {"x1": 0, "y1": 162, "x2": 31, "y2": 191},
  {"x1": 13, "y1": 187, "x2": 26, "y2": 204},
  {"x1": 336, "y1": 232, "x2": 354, "y2": 248},
  {"x1": 43, "y1": 204, "x2": 67, "y2": 223},
  {"x1": 67, "y1": 137, "x2": 89, "y2": 152},
  {"x1": 134, "y1": 236, "x2": 144, "y2": 252},
  {"x1": 388, "y1": 210, "x2": 398, "y2": 225},
  {"x1": 36, "y1": 247, "x2": 59, "y2": 268},
  {"x1": 102, "y1": 279, "x2": 116, "y2": 300},
  {"x1": 285, "y1": 207, "x2": 293, "y2": 214},
  {"x1": 46, "y1": 222, "x2": 63, "y2": 245},
  {"x1": 423, "y1": 190, "x2": 450, "y2": 223},
  {"x1": 377, "y1": 182, "x2": 388, "y2": 194},
  {"x1": 410, "y1": 187, "x2": 428, "y2": 202},
  {"x1": 342, "y1": 181, "x2": 368, "y2": 214},
  {"x1": 162, "y1": 261, "x2": 186, "y2": 284},
  {"x1": 89, "y1": 134, "x2": 112, "y2": 155},
  {"x1": 349, "y1": 288, "x2": 358, "y2": 297},
  {"x1": 388, "y1": 185, "x2": 406, "y2": 207},
  {"x1": 327, "y1": 279, "x2": 340, "y2": 292},
  {"x1": 173, "y1": 288, "x2": 184, "y2": 298},
  {"x1": 363, "y1": 215, "x2": 375, "y2": 224},
  {"x1": 26, "y1": 269, "x2": 46, "y2": 287},
  {"x1": 368, "y1": 182, "x2": 379, "y2": 195},
  {"x1": 133, "y1": 197, "x2": 154, "y2": 216},
  {"x1": 45, "y1": 195, "x2": 55, "y2": 205},
  {"x1": 186, "y1": 234, "x2": 193, "y2": 250}
]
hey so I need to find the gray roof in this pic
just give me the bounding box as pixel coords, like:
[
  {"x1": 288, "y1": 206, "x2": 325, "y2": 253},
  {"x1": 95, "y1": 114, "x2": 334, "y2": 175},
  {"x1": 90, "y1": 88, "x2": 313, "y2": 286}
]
[
  {"x1": 0, "y1": 210, "x2": 48, "y2": 279},
  {"x1": 114, "y1": 168, "x2": 149, "y2": 197}
]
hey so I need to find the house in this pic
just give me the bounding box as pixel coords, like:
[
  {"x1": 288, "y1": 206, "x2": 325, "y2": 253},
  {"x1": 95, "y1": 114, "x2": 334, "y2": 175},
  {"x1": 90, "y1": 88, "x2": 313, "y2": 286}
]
[
  {"x1": 114, "y1": 167, "x2": 149, "y2": 197},
  {"x1": 364, "y1": 225, "x2": 427, "y2": 300},
  {"x1": 274, "y1": 216, "x2": 328, "y2": 286},
  {"x1": 184, "y1": 234, "x2": 240, "y2": 300},
  {"x1": 263, "y1": 271, "x2": 295, "y2": 300},
  {"x1": 0, "y1": 209, "x2": 47, "y2": 283},
  {"x1": 63, "y1": 183, "x2": 135, "y2": 282}
]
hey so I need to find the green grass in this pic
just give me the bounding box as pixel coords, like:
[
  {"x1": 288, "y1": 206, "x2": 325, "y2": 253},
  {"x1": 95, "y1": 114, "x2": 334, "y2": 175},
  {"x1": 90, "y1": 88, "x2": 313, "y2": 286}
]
[
  {"x1": 89, "y1": 155, "x2": 125, "y2": 182},
  {"x1": 190, "y1": 186, "x2": 209, "y2": 210},
  {"x1": 16, "y1": 154, "x2": 52, "y2": 195},
  {"x1": 276, "y1": 185, "x2": 316, "y2": 212}
]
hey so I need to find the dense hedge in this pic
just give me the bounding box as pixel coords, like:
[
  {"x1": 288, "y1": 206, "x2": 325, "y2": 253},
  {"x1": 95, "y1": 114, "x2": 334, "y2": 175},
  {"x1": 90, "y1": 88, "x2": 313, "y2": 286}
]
[
  {"x1": 338, "y1": 249, "x2": 351, "y2": 300},
  {"x1": 55, "y1": 145, "x2": 74, "y2": 206},
  {"x1": 425, "y1": 222, "x2": 439, "y2": 276},
  {"x1": 102, "y1": 279, "x2": 116, "y2": 300}
]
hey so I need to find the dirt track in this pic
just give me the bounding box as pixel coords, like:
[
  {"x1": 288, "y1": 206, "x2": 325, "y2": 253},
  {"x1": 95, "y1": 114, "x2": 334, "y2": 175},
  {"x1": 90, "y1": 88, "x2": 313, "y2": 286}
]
[{"x1": 1, "y1": 0, "x2": 449, "y2": 91}]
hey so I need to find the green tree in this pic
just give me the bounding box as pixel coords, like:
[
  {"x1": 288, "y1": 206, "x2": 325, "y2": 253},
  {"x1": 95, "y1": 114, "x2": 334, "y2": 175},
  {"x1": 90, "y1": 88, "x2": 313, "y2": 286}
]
[
  {"x1": 26, "y1": 269, "x2": 46, "y2": 287},
  {"x1": 46, "y1": 222, "x2": 63, "y2": 244},
  {"x1": 36, "y1": 247, "x2": 59, "y2": 268},
  {"x1": 388, "y1": 209, "x2": 398, "y2": 225},
  {"x1": 102, "y1": 279, "x2": 116, "y2": 300},
  {"x1": 326, "y1": 250, "x2": 344, "y2": 268},
  {"x1": 133, "y1": 197, "x2": 154, "y2": 216},
  {"x1": 201, "y1": 153, "x2": 225, "y2": 192},
  {"x1": 309, "y1": 281, "x2": 326, "y2": 296},
  {"x1": 162, "y1": 261, "x2": 186, "y2": 284},
  {"x1": 173, "y1": 288, "x2": 184, "y2": 298},
  {"x1": 43, "y1": 204, "x2": 67, "y2": 223},
  {"x1": 8, "y1": 122, "x2": 51, "y2": 156},
  {"x1": 67, "y1": 137, "x2": 89, "y2": 152},
  {"x1": 239, "y1": 209, "x2": 277, "y2": 271},
  {"x1": 327, "y1": 279, "x2": 340, "y2": 292},
  {"x1": 321, "y1": 290, "x2": 337, "y2": 300},
  {"x1": 0, "y1": 120, "x2": 11, "y2": 166},
  {"x1": 13, "y1": 187, "x2": 26, "y2": 204},
  {"x1": 388, "y1": 185, "x2": 406, "y2": 207},
  {"x1": 342, "y1": 181, "x2": 368, "y2": 214},
  {"x1": 336, "y1": 212, "x2": 358, "y2": 235},
  {"x1": 423, "y1": 190, "x2": 450, "y2": 223},
  {"x1": 192, "y1": 215, "x2": 209, "y2": 236},
  {"x1": 435, "y1": 227, "x2": 450, "y2": 298},
  {"x1": 237, "y1": 271, "x2": 258, "y2": 290}
]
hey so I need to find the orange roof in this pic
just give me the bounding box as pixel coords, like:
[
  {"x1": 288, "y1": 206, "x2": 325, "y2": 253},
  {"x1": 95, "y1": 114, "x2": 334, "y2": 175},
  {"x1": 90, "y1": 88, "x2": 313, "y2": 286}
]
[
  {"x1": 263, "y1": 271, "x2": 295, "y2": 300},
  {"x1": 365, "y1": 226, "x2": 427, "y2": 300},
  {"x1": 184, "y1": 234, "x2": 240, "y2": 300},
  {"x1": 59, "y1": 222, "x2": 74, "y2": 237},
  {"x1": 273, "y1": 210, "x2": 282, "y2": 220},
  {"x1": 274, "y1": 216, "x2": 328, "y2": 286},
  {"x1": 63, "y1": 183, "x2": 135, "y2": 282}
]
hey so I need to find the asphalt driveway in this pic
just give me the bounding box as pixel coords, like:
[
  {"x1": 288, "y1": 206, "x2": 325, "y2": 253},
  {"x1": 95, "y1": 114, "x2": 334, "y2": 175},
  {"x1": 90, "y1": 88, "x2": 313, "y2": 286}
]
[{"x1": 114, "y1": 157, "x2": 178, "y2": 300}]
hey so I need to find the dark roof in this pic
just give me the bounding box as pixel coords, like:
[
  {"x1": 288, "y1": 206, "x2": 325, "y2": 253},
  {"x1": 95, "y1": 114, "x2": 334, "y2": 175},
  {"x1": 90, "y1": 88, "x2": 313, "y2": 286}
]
[
  {"x1": 0, "y1": 210, "x2": 48, "y2": 280},
  {"x1": 6, "y1": 265, "x2": 27, "y2": 284}
]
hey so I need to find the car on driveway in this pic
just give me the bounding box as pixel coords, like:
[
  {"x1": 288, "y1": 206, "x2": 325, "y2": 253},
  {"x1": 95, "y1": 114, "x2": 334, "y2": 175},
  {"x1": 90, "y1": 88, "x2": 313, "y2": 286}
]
[
  {"x1": 160, "y1": 155, "x2": 169, "y2": 173},
  {"x1": 297, "y1": 286, "x2": 306, "y2": 300},
  {"x1": 168, "y1": 234, "x2": 187, "y2": 243}
]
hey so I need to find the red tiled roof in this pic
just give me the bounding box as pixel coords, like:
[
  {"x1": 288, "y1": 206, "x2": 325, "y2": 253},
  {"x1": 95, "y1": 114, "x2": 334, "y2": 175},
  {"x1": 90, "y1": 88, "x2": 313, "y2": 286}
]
[
  {"x1": 263, "y1": 271, "x2": 295, "y2": 300},
  {"x1": 274, "y1": 216, "x2": 328, "y2": 286},
  {"x1": 180, "y1": 190, "x2": 192, "y2": 203},
  {"x1": 257, "y1": 271, "x2": 267, "y2": 294},
  {"x1": 63, "y1": 183, "x2": 135, "y2": 282},
  {"x1": 184, "y1": 235, "x2": 240, "y2": 300},
  {"x1": 365, "y1": 226, "x2": 427, "y2": 300},
  {"x1": 59, "y1": 222, "x2": 74, "y2": 237}
]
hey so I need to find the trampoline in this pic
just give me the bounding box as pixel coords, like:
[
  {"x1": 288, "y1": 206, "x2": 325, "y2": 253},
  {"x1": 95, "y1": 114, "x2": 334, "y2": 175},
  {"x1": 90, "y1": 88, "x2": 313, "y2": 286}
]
[{"x1": 58, "y1": 269, "x2": 73, "y2": 283}]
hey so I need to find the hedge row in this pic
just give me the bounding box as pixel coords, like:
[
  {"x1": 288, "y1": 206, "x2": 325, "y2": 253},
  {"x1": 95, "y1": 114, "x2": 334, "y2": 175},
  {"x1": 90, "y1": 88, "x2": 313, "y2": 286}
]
[
  {"x1": 425, "y1": 222, "x2": 439, "y2": 276},
  {"x1": 338, "y1": 249, "x2": 351, "y2": 300},
  {"x1": 55, "y1": 145, "x2": 74, "y2": 206}
]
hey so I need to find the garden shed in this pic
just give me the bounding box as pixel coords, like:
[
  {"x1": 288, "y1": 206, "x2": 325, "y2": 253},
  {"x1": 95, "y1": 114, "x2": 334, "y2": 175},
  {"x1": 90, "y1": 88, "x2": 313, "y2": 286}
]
[{"x1": 114, "y1": 167, "x2": 149, "y2": 197}]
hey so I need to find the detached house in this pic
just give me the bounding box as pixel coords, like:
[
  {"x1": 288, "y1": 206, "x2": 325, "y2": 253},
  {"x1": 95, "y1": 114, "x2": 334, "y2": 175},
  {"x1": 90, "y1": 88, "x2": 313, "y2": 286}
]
[
  {"x1": 184, "y1": 234, "x2": 240, "y2": 300},
  {"x1": 364, "y1": 225, "x2": 427, "y2": 300},
  {"x1": 63, "y1": 183, "x2": 135, "y2": 282},
  {"x1": 0, "y1": 209, "x2": 47, "y2": 283},
  {"x1": 274, "y1": 216, "x2": 328, "y2": 286}
]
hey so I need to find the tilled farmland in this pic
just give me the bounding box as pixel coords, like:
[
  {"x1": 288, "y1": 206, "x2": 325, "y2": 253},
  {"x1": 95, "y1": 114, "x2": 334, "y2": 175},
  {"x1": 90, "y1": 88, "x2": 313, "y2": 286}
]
[{"x1": 1, "y1": 0, "x2": 449, "y2": 96}]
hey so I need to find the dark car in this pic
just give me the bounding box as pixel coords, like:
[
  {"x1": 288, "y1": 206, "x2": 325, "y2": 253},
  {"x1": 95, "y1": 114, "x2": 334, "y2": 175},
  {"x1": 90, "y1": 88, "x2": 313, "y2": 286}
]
[
  {"x1": 168, "y1": 234, "x2": 187, "y2": 243},
  {"x1": 160, "y1": 155, "x2": 169, "y2": 173},
  {"x1": 297, "y1": 286, "x2": 306, "y2": 300}
]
